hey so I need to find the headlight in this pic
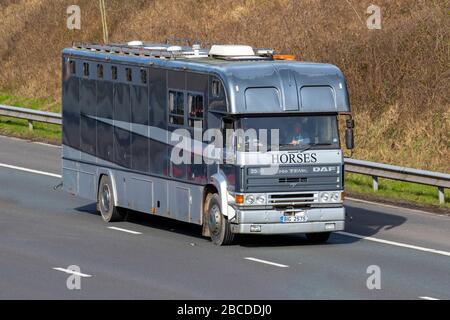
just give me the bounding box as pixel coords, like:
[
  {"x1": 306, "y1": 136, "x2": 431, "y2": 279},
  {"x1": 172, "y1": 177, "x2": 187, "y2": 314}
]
[
  {"x1": 331, "y1": 192, "x2": 340, "y2": 202},
  {"x1": 320, "y1": 192, "x2": 330, "y2": 202},
  {"x1": 256, "y1": 195, "x2": 266, "y2": 205},
  {"x1": 245, "y1": 195, "x2": 255, "y2": 204}
]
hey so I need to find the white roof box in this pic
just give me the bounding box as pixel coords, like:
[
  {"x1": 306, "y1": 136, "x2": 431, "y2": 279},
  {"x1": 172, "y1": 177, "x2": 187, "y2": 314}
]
[
  {"x1": 209, "y1": 45, "x2": 255, "y2": 57},
  {"x1": 127, "y1": 40, "x2": 143, "y2": 46}
]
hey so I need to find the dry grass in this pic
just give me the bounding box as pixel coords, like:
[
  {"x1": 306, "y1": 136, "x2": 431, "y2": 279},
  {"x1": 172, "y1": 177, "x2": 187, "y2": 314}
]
[{"x1": 0, "y1": 0, "x2": 449, "y2": 171}]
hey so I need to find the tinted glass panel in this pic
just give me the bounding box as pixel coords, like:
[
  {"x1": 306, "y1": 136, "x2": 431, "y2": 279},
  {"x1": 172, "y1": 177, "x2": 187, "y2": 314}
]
[
  {"x1": 209, "y1": 76, "x2": 226, "y2": 112},
  {"x1": 239, "y1": 115, "x2": 339, "y2": 151},
  {"x1": 149, "y1": 68, "x2": 167, "y2": 129},
  {"x1": 96, "y1": 81, "x2": 114, "y2": 161},
  {"x1": 245, "y1": 87, "x2": 281, "y2": 111},
  {"x1": 79, "y1": 79, "x2": 97, "y2": 155},
  {"x1": 62, "y1": 76, "x2": 80, "y2": 149},
  {"x1": 131, "y1": 85, "x2": 149, "y2": 172},
  {"x1": 113, "y1": 83, "x2": 131, "y2": 168},
  {"x1": 300, "y1": 86, "x2": 335, "y2": 110}
]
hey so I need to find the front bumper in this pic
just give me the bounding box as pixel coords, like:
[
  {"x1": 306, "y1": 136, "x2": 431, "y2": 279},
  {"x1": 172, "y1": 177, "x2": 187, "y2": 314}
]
[{"x1": 230, "y1": 206, "x2": 345, "y2": 234}]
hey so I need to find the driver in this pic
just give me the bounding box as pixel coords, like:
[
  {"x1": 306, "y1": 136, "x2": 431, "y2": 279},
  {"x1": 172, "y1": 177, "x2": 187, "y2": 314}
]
[{"x1": 290, "y1": 124, "x2": 310, "y2": 145}]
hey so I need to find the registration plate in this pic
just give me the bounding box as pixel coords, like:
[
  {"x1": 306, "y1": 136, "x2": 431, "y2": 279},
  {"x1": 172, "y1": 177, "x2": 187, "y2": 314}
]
[{"x1": 280, "y1": 211, "x2": 308, "y2": 223}]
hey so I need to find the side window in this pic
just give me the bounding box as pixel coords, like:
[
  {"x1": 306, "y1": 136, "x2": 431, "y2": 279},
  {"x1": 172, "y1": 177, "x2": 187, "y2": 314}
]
[
  {"x1": 212, "y1": 79, "x2": 221, "y2": 97},
  {"x1": 126, "y1": 68, "x2": 132, "y2": 82},
  {"x1": 111, "y1": 66, "x2": 117, "y2": 80},
  {"x1": 140, "y1": 69, "x2": 147, "y2": 84},
  {"x1": 169, "y1": 90, "x2": 184, "y2": 125},
  {"x1": 210, "y1": 77, "x2": 227, "y2": 112},
  {"x1": 83, "y1": 62, "x2": 89, "y2": 76},
  {"x1": 97, "y1": 64, "x2": 103, "y2": 78},
  {"x1": 69, "y1": 60, "x2": 76, "y2": 74},
  {"x1": 187, "y1": 93, "x2": 203, "y2": 127}
]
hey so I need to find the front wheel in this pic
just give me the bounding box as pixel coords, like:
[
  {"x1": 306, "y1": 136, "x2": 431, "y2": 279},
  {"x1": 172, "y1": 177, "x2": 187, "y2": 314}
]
[
  {"x1": 206, "y1": 193, "x2": 234, "y2": 246},
  {"x1": 305, "y1": 232, "x2": 331, "y2": 244}
]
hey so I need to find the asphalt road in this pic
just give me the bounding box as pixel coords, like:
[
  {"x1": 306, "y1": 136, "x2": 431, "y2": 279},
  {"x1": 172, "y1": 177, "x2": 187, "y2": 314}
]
[{"x1": 0, "y1": 135, "x2": 449, "y2": 299}]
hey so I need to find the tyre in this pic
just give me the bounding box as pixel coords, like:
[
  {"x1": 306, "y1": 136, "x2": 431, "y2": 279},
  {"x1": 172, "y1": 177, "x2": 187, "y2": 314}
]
[
  {"x1": 306, "y1": 232, "x2": 331, "y2": 244},
  {"x1": 206, "y1": 193, "x2": 234, "y2": 245},
  {"x1": 97, "y1": 175, "x2": 125, "y2": 222}
]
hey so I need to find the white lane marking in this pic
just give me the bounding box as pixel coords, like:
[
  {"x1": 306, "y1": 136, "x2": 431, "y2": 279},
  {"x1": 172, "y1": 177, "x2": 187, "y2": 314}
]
[
  {"x1": 244, "y1": 257, "x2": 289, "y2": 268},
  {"x1": 345, "y1": 197, "x2": 443, "y2": 217},
  {"x1": 0, "y1": 134, "x2": 61, "y2": 148},
  {"x1": 419, "y1": 296, "x2": 440, "y2": 300},
  {"x1": 337, "y1": 231, "x2": 450, "y2": 257},
  {"x1": 0, "y1": 162, "x2": 61, "y2": 178},
  {"x1": 108, "y1": 226, "x2": 142, "y2": 235},
  {"x1": 52, "y1": 267, "x2": 92, "y2": 278},
  {"x1": 33, "y1": 141, "x2": 61, "y2": 148}
]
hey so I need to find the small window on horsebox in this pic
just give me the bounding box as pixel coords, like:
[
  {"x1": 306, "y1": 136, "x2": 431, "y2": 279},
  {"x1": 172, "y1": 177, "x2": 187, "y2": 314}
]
[
  {"x1": 126, "y1": 68, "x2": 132, "y2": 82},
  {"x1": 245, "y1": 87, "x2": 281, "y2": 112},
  {"x1": 188, "y1": 93, "x2": 203, "y2": 127},
  {"x1": 83, "y1": 62, "x2": 89, "y2": 76},
  {"x1": 111, "y1": 66, "x2": 117, "y2": 80},
  {"x1": 169, "y1": 90, "x2": 184, "y2": 126},
  {"x1": 97, "y1": 64, "x2": 103, "y2": 78},
  {"x1": 69, "y1": 60, "x2": 76, "y2": 74},
  {"x1": 140, "y1": 69, "x2": 147, "y2": 84}
]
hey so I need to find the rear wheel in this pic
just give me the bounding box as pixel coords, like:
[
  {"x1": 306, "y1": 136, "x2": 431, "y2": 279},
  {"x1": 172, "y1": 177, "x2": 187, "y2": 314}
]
[
  {"x1": 97, "y1": 175, "x2": 125, "y2": 222},
  {"x1": 306, "y1": 232, "x2": 331, "y2": 244},
  {"x1": 206, "y1": 193, "x2": 234, "y2": 246}
]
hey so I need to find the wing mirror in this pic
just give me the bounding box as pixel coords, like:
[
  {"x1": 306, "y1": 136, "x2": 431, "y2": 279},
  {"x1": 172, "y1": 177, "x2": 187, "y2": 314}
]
[{"x1": 345, "y1": 119, "x2": 355, "y2": 150}]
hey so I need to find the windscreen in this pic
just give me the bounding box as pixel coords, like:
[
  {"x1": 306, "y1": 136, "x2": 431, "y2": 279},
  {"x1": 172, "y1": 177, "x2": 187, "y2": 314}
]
[{"x1": 237, "y1": 115, "x2": 339, "y2": 151}]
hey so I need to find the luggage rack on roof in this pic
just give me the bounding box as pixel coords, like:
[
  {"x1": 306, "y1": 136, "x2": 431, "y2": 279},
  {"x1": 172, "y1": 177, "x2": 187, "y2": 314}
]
[
  {"x1": 72, "y1": 42, "x2": 209, "y2": 59},
  {"x1": 71, "y1": 42, "x2": 277, "y2": 61}
]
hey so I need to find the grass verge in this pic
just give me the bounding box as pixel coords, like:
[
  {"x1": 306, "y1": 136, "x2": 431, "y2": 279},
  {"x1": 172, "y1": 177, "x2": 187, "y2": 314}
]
[
  {"x1": 345, "y1": 173, "x2": 450, "y2": 212},
  {"x1": 0, "y1": 92, "x2": 61, "y2": 144}
]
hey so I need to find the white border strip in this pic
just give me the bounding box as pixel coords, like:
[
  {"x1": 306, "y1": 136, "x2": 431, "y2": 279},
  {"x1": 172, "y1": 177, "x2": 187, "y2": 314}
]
[
  {"x1": 337, "y1": 231, "x2": 450, "y2": 257},
  {"x1": 53, "y1": 267, "x2": 92, "y2": 278},
  {"x1": 108, "y1": 226, "x2": 142, "y2": 235},
  {"x1": 419, "y1": 296, "x2": 440, "y2": 300},
  {"x1": 244, "y1": 257, "x2": 289, "y2": 268},
  {"x1": 0, "y1": 162, "x2": 61, "y2": 178}
]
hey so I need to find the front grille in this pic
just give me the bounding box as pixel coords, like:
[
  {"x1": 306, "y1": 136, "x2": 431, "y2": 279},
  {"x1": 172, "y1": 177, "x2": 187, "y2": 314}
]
[
  {"x1": 268, "y1": 192, "x2": 318, "y2": 205},
  {"x1": 278, "y1": 177, "x2": 308, "y2": 183},
  {"x1": 243, "y1": 164, "x2": 342, "y2": 192}
]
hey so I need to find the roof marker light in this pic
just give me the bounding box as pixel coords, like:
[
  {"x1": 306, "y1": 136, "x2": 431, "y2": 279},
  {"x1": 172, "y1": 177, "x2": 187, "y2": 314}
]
[{"x1": 273, "y1": 54, "x2": 296, "y2": 61}]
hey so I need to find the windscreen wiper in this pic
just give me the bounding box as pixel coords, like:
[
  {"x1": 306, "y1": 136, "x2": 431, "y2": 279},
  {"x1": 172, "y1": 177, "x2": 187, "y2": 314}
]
[
  {"x1": 267, "y1": 142, "x2": 332, "y2": 152},
  {"x1": 297, "y1": 142, "x2": 333, "y2": 153}
]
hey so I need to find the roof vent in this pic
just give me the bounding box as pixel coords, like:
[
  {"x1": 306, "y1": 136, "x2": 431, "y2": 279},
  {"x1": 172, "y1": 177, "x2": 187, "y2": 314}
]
[{"x1": 209, "y1": 45, "x2": 255, "y2": 57}]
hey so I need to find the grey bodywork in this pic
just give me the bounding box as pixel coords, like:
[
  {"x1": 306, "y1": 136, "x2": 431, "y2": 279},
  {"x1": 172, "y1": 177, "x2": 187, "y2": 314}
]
[
  {"x1": 61, "y1": 46, "x2": 349, "y2": 234},
  {"x1": 62, "y1": 48, "x2": 350, "y2": 114}
]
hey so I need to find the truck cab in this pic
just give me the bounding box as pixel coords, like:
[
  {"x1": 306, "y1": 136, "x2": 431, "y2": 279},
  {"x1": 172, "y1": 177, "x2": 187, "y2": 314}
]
[{"x1": 200, "y1": 45, "x2": 354, "y2": 244}]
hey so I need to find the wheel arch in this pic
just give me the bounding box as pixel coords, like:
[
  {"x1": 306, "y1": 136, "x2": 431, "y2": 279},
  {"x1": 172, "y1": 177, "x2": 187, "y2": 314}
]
[
  {"x1": 208, "y1": 173, "x2": 230, "y2": 217},
  {"x1": 96, "y1": 169, "x2": 119, "y2": 207}
]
